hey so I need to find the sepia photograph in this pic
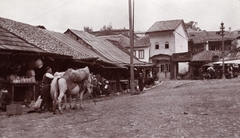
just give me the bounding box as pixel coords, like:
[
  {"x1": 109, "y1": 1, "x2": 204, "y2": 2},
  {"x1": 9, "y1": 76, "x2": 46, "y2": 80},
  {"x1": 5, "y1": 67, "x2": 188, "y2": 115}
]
[{"x1": 0, "y1": 0, "x2": 240, "y2": 137}]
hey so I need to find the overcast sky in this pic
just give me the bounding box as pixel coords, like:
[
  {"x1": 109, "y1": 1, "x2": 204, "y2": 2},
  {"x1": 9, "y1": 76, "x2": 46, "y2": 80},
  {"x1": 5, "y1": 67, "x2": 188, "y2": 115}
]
[{"x1": 0, "y1": 0, "x2": 239, "y2": 33}]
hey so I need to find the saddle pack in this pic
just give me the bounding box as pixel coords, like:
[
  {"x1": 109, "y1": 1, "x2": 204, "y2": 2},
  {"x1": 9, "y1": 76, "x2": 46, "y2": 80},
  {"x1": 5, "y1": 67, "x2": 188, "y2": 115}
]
[{"x1": 61, "y1": 66, "x2": 90, "y2": 91}]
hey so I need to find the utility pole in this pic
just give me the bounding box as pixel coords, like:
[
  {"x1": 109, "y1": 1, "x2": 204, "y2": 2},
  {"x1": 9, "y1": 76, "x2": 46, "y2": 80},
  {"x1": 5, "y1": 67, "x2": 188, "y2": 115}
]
[
  {"x1": 220, "y1": 22, "x2": 225, "y2": 79},
  {"x1": 129, "y1": 0, "x2": 135, "y2": 93}
]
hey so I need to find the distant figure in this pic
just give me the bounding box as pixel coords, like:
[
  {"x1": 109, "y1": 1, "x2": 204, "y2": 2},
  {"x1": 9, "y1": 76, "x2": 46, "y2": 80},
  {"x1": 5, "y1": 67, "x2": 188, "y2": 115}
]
[
  {"x1": 39, "y1": 66, "x2": 54, "y2": 111},
  {"x1": 92, "y1": 75, "x2": 100, "y2": 98},
  {"x1": 198, "y1": 67, "x2": 203, "y2": 79},
  {"x1": 207, "y1": 65, "x2": 215, "y2": 79},
  {"x1": 100, "y1": 80, "x2": 110, "y2": 96},
  {"x1": 227, "y1": 64, "x2": 233, "y2": 79},
  {"x1": 0, "y1": 88, "x2": 12, "y2": 111},
  {"x1": 138, "y1": 73, "x2": 144, "y2": 92}
]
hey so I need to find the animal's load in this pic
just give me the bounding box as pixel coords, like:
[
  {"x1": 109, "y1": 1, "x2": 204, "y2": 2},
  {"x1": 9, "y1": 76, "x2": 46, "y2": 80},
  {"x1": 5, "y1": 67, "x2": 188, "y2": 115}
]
[{"x1": 70, "y1": 66, "x2": 90, "y2": 82}]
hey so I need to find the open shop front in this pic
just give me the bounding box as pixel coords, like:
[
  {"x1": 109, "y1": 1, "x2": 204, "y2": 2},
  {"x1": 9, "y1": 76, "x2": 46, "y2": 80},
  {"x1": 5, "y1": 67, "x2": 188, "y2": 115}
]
[{"x1": 0, "y1": 51, "x2": 72, "y2": 113}]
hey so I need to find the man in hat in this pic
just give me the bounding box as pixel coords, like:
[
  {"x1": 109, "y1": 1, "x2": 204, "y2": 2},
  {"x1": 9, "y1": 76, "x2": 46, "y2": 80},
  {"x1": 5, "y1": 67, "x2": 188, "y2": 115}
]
[{"x1": 39, "y1": 66, "x2": 54, "y2": 111}]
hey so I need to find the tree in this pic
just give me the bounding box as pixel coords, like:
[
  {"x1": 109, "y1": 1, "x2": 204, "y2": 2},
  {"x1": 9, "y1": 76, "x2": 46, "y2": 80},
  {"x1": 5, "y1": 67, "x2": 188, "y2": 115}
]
[
  {"x1": 100, "y1": 23, "x2": 113, "y2": 31},
  {"x1": 83, "y1": 26, "x2": 93, "y2": 33},
  {"x1": 185, "y1": 21, "x2": 201, "y2": 31},
  {"x1": 99, "y1": 23, "x2": 113, "y2": 35}
]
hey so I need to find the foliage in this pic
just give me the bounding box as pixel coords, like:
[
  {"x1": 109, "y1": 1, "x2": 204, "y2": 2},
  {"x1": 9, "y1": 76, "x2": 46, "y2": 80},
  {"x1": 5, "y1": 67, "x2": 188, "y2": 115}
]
[
  {"x1": 83, "y1": 26, "x2": 93, "y2": 33},
  {"x1": 185, "y1": 21, "x2": 201, "y2": 31},
  {"x1": 100, "y1": 23, "x2": 113, "y2": 31},
  {"x1": 99, "y1": 23, "x2": 113, "y2": 35}
]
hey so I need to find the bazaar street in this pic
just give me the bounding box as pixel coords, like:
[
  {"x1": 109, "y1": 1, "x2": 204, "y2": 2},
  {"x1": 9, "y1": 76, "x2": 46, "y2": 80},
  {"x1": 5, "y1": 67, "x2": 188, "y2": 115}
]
[{"x1": 1, "y1": 79, "x2": 240, "y2": 138}]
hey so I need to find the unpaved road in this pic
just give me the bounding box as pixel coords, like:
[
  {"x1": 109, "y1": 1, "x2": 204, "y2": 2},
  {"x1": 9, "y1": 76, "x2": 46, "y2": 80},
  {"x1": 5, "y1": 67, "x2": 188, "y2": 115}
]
[{"x1": 1, "y1": 79, "x2": 240, "y2": 138}]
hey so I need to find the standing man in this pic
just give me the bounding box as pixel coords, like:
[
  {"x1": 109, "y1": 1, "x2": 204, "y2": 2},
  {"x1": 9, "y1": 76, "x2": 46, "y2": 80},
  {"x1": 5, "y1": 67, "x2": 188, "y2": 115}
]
[
  {"x1": 39, "y1": 66, "x2": 54, "y2": 111},
  {"x1": 138, "y1": 73, "x2": 144, "y2": 92}
]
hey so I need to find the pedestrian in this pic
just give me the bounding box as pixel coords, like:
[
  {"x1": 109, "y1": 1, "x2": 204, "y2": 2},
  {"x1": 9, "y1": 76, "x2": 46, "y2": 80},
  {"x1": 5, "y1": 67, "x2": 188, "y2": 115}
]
[
  {"x1": 227, "y1": 64, "x2": 233, "y2": 79},
  {"x1": 138, "y1": 73, "x2": 144, "y2": 92},
  {"x1": 207, "y1": 65, "x2": 215, "y2": 79},
  {"x1": 39, "y1": 66, "x2": 54, "y2": 111},
  {"x1": 92, "y1": 75, "x2": 100, "y2": 98},
  {"x1": 100, "y1": 79, "x2": 110, "y2": 96},
  {"x1": 0, "y1": 88, "x2": 12, "y2": 111}
]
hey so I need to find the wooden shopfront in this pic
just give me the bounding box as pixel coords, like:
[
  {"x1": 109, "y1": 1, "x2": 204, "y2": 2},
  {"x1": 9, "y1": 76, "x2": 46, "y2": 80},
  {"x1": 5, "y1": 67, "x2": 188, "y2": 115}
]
[{"x1": 0, "y1": 51, "x2": 72, "y2": 104}]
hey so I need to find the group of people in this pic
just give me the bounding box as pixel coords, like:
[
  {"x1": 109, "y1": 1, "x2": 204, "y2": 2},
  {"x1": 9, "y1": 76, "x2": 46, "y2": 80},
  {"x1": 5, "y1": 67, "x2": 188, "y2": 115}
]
[
  {"x1": 91, "y1": 75, "x2": 111, "y2": 98},
  {"x1": 198, "y1": 64, "x2": 236, "y2": 79},
  {"x1": 91, "y1": 72, "x2": 145, "y2": 98},
  {"x1": 1, "y1": 66, "x2": 147, "y2": 112}
]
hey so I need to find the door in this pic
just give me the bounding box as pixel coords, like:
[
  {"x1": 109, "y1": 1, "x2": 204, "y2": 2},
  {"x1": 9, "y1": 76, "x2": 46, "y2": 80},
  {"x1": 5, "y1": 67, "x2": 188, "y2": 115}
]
[{"x1": 158, "y1": 63, "x2": 170, "y2": 79}]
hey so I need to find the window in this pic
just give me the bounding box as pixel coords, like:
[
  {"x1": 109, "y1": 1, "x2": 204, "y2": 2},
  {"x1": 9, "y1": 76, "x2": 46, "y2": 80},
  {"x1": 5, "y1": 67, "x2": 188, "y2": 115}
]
[
  {"x1": 160, "y1": 65, "x2": 164, "y2": 72},
  {"x1": 165, "y1": 42, "x2": 169, "y2": 49},
  {"x1": 155, "y1": 42, "x2": 159, "y2": 49},
  {"x1": 133, "y1": 50, "x2": 136, "y2": 56},
  {"x1": 139, "y1": 50, "x2": 144, "y2": 59}
]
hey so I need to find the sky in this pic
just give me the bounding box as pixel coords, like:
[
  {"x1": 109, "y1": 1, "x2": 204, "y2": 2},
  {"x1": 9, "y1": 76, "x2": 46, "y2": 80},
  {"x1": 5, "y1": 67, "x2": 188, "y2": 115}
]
[{"x1": 0, "y1": 0, "x2": 240, "y2": 33}]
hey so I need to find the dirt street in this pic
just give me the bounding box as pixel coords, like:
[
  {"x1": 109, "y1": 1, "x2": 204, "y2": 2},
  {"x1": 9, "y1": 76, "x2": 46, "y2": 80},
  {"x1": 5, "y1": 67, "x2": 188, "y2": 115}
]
[{"x1": 1, "y1": 79, "x2": 240, "y2": 138}]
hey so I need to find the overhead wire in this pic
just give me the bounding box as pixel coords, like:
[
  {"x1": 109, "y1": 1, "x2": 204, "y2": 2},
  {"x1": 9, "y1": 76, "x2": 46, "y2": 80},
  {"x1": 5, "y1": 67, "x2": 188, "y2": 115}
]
[
  {"x1": 158, "y1": 0, "x2": 220, "y2": 26},
  {"x1": 147, "y1": 0, "x2": 219, "y2": 30},
  {"x1": 28, "y1": 0, "x2": 74, "y2": 22}
]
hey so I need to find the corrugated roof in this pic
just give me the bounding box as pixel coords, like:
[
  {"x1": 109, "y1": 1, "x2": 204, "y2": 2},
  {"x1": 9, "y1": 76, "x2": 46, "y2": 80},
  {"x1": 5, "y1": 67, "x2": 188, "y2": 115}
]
[
  {"x1": 41, "y1": 29, "x2": 122, "y2": 66},
  {"x1": 0, "y1": 27, "x2": 47, "y2": 53},
  {"x1": 99, "y1": 34, "x2": 150, "y2": 48},
  {"x1": 0, "y1": 17, "x2": 92, "y2": 59},
  {"x1": 67, "y1": 29, "x2": 144, "y2": 65},
  {"x1": 99, "y1": 34, "x2": 130, "y2": 47},
  {"x1": 146, "y1": 20, "x2": 183, "y2": 33},
  {"x1": 192, "y1": 50, "x2": 221, "y2": 61},
  {"x1": 225, "y1": 52, "x2": 240, "y2": 60},
  {"x1": 41, "y1": 29, "x2": 100, "y2": 60}
]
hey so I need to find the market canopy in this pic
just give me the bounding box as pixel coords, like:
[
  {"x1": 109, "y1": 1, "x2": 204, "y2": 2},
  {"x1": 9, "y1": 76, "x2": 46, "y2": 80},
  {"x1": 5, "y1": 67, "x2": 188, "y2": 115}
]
[{"x1": 213, "y1": 59, "x2": 240, "y2": 65}]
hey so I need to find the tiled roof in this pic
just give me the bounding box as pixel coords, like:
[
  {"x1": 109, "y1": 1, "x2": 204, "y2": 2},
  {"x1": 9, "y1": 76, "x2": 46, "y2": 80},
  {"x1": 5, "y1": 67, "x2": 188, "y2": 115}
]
[
  {"x1": 206, "y1": 31, "x2": 235, "y2": 41},
  {"x1": 192, "y1": 50, "x2": 221, "y2": 61},
  {"x1": 0, "y1": 27, "x2": 47, "y2": 53},
  {"x1": 135, "y1": 36, "x2": 150, "y2": 47},
  {"x1": 189, "y1": 31, "x2": 235, "y2": 44},
  {"x1": 67, "y1": 29, "x2": 145, "y2": 65},
  {"x1": 146, "y1": 20, "x2": 183, "y2": 33},
  {"x1": 0, "y1": 17, "x2": 92, "y2": 59},
  {"x1": 188, "y1": 31, "x2": 208, "y2": 44}
]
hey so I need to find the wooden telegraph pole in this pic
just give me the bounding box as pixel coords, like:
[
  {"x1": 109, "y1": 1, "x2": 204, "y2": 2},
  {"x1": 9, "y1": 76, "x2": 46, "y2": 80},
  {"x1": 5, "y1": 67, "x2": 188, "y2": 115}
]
[
  {"x1": 220, "y1": 22, "x2": 225, "y2": 79},
  {"x1": 129, "y1": 0, "x2": 135, "y2": 93}
]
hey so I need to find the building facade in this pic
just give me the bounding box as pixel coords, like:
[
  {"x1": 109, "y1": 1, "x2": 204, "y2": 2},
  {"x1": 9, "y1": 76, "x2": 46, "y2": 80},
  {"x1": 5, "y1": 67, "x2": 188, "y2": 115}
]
[{"x1": 146, "y1": 20, "x2": 189, "y2": 80}]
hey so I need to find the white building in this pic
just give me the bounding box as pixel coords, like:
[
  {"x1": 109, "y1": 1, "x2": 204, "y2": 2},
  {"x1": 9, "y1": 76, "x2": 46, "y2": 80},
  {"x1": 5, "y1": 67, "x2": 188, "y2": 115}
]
[{"x1": 146, "y1": 19, "x2": 189, "y2": 80}]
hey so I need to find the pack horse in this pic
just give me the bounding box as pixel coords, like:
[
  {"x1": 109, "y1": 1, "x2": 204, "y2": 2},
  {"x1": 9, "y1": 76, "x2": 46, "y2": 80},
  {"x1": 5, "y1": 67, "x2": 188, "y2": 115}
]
[{"x1": 50, "y1": 66, "x2": 93, "y2": 114}]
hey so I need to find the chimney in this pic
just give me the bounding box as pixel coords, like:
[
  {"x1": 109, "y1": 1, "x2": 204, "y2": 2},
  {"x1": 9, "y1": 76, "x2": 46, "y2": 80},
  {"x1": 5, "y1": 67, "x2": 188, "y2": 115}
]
[{"x1": 229, "y1": 27, "x2": 231, "y2": 32}]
